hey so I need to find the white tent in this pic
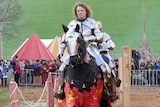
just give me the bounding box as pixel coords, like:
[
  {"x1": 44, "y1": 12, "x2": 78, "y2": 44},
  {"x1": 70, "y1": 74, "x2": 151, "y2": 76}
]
[{"x1": 41, "y1": 39, "x2": 53, "y2": 47}]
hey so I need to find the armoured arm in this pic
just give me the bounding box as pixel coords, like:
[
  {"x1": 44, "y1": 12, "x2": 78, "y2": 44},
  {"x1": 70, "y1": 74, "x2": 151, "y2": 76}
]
[
  {"x1": 90, "y1": 19, "x2": 103, "y2": 43},
  {"x1": 103, "y1": 33, "x2": 115, "y2": 50},
  {"x1": 82, "y1": 18, "x2": 102, "y2": 43},
  {"x1": 107, "y1": 39, "x2": 115, "y2": 50},
  {"x1": 83, "y1": 35, "x2": 97, "y2": 42}
]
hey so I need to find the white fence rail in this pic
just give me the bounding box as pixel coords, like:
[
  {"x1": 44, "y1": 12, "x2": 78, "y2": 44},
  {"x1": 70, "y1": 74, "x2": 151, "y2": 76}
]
[
  {"x1": 131, "y1": 70, "x2": 160, "y2": 86},
  {"x1": 20, "y1": 69, "x2": 160, "y2": 87}
]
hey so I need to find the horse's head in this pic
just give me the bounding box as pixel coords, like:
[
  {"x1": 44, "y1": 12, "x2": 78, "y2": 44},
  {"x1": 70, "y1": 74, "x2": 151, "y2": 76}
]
[{"x1": 62, "y1": 24, "x2": 87, "y2": 66}]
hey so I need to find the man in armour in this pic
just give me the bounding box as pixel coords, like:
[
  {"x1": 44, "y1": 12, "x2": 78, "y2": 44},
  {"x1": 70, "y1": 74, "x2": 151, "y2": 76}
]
[{"x1": 54, "y1": 2, "x2": 111, "y2": 99}]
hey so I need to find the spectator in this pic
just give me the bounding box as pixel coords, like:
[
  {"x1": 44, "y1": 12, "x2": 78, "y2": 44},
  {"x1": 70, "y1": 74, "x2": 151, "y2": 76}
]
[
  {"x1": 48, "y1": 60, "x2": 57, "y2": 82},
  {"x1": 20, "y1": 60, "x2": 26, "y2": 85},
  {"x1": 28, "y1": 59, "x2": 34, "y2": 84},
  {"x1": 33, "y1": 60, "x2": 42, "y2": 86},
  {"x1": 11, "y1": 55, "x2": 21, "y2": 86},
  {"x1": 0, "y1": 61, "x2": 3, "y2": 86},
  {"x1": 145, "y1": 60, "x2": 153, "y2": 70},
  {"x1": 145, "y1": 60, "x2": 155, "y2": 85},
  {"x1": 0, "y1": 60, "x2": 9, "y2": 86},
  {"x1": 139, "y1": 60, "x2": 146, "y2": 70},
  {"x1": 132, "y1": 48, "x2": 141, "y2": 70},
  {"x1": 131, "y1": 59, "x2": 136, "y2": 70},
  {"x1": 156, "y1": 57, "x2": 160, "y2": 85},
  {"x1": 24, "y1": 59, "x2": 34, "y2": 84},
  {"x1": 48, "y1": 60, "x2": 57, "y2": 72},
  {"x1": 6, "y1": 59, "x2": 14, "y2": 85},
  {"x1": 40, "y1": 59, "x2": 49, "y2": 86}
]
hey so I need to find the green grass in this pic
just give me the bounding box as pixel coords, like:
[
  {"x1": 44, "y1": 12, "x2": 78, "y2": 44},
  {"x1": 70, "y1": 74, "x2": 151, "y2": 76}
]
[
  {"x1": 0, "y1": 87, "x2": 10, "y2": 106},
  {"x1": 3, "y1": 0, "x2": 160, "y2": 59}
]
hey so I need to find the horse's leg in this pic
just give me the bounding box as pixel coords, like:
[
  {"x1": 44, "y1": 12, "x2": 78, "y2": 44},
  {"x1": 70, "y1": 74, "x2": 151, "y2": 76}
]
[
  {"x1": 110, "y1": 68, "x2": 121, "y2": 87},
  {"x1": 104, "y1": 74, "x2": 113, "y2": 97},
  {"x1": 110, "y1": 77, "x2": 118, "y2": 102},
  {"x1": 103, "y1": 61, "x2": 121, "y2": 88},
  {"x1": 108, "y1": 60, "x2": 121, "y2": 87},
  {"x1": 99, "y1": 72, "x2": 112, "y2": 102}
]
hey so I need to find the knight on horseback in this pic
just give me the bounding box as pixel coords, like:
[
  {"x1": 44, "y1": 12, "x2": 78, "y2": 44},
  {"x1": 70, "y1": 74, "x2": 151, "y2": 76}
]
[
  {"x1": 54, "y1": 2, "x2": 115, "y2": 99},
  {"x1": 97, "y1": 21, "x2": 121, "y2": 99}
]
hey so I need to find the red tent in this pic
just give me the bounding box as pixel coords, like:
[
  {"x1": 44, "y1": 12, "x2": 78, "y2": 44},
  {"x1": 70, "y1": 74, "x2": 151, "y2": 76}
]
[{"x1": 12, "y1": 33, "x2": 55, "y2": 61}]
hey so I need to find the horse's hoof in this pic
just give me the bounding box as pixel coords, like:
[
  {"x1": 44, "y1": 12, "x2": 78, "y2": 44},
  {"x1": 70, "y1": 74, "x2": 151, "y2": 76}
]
[
  {"x1": 54, "y1": 92, "x2": 65, "y2": 99},
  {"x1": 116, "y1": 79, "x2": 121, "y2": 87}
]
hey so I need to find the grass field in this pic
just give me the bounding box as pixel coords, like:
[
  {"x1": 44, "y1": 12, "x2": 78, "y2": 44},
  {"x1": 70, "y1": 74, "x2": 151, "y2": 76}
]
[
  {"x1": 0, "y1": 87, "x2": 10, "y2": 106},
  {"x1": 3, "y1": 0, "x2": 160, "y2": 59}
]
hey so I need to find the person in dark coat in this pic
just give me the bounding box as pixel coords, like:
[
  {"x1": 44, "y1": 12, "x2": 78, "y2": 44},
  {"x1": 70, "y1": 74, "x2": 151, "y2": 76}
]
[
  {"x1": 33, "y1": 60, "x2": 42, "y2": 86},
  {"x1": 11, "y1": 55, "x2": 21, "y2": 86},
  {"x1": 132, "y1": 48, "x2": 141, "y2": 70}
]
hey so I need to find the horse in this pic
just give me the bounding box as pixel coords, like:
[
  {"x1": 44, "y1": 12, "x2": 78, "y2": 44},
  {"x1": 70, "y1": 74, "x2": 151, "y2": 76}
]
[{"x1": 56, "y1": 24, "x2": 111, "y2": 107}]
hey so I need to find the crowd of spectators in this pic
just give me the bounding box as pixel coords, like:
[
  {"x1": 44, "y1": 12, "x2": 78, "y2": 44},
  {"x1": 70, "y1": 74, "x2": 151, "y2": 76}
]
[
  {"x1": 1, "y1": 49, "x2": 160, "y2": 87},
  {"x1": 131, "y1": 49, "x2": 160, "y2": 86},
  {"x1": 0, "y1": 55, "x2": 58, "y2": 87}
]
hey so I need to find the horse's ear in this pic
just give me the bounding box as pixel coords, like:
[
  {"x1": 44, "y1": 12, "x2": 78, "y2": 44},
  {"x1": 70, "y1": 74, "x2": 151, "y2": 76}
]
[
  {"x1": 75, "y1": 24, "x2": 80, "y2": 32},
  {"x1": 62, "y1": 24, "x2": 69, "y2": 33}
]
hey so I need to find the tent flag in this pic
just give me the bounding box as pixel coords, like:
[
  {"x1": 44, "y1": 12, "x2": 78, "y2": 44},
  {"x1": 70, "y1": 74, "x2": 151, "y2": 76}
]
[{"x1": 12, "y1": 33, "x2": 55, "y2": 61}]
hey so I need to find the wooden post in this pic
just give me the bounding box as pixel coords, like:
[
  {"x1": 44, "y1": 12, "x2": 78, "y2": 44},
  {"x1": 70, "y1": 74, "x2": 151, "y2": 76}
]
[
  {"x1": 47, "y1": 72, "x2": 52, "y2": 81},
  {"x1": 119, "y1": 46, "x2": 132, "y2": 107},
  {"x1": 53, "y1": 76, "x2": 60, "y2": 107},
  {"x1": 9, "y1": 79, "x2": 19, "y2": 107},
  {"x1": 118, "y1": 56, "x2": 123, "y2": 103},
  {"x1": 46, "y1": 73, "x2": 54, "y2": 107}
]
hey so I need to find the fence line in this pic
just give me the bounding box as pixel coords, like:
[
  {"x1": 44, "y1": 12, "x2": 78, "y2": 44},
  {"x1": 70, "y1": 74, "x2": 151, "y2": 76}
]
[
  {"x1": 21, "y1": 69, "x2": 160, "y2": 87},
  {"x1": 9, "y1": 80, "x2": 47, "y2": 107},
  {"x1": 19, "y1": 69, "x2": 59, "y2": 86},
  {"x1": 131, "y1": 70, "x2": 160, "y2": 86},
  {"x1": 9, "y1": 72, "x2": 59, "y2": 107}
]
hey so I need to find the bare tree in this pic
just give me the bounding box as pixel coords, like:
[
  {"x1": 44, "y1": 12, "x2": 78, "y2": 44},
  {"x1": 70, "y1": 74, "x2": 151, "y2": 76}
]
[{"x1": 0, "y1": 0, "x2": 24, "y2": 38}]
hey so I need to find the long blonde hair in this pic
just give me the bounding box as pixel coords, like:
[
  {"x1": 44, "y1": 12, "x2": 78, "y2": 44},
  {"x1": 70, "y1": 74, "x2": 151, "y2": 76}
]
[{"x1": 73, "y1": 2, "x2": 92, "y2": 18}]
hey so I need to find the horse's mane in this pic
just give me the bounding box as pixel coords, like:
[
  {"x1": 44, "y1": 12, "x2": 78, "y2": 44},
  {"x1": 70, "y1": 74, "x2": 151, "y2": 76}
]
[{"x1": 77, "y1": 37, "x2": 87, "y2": 59}]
